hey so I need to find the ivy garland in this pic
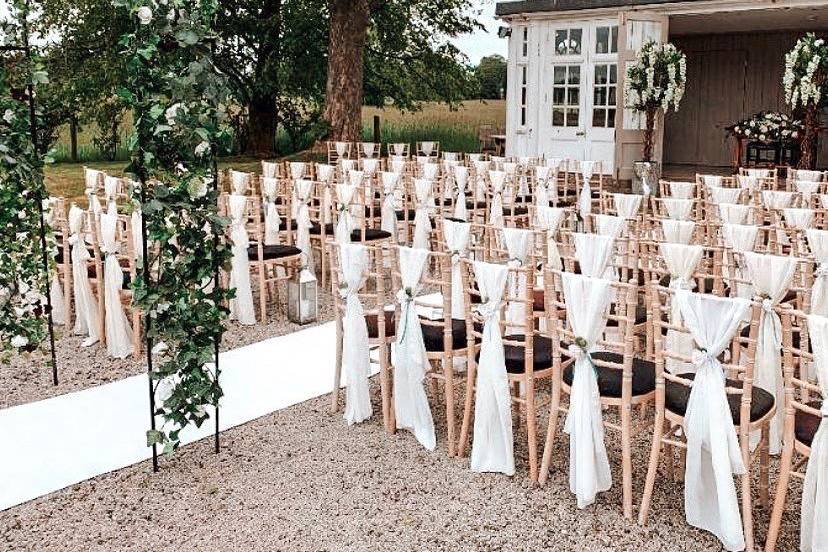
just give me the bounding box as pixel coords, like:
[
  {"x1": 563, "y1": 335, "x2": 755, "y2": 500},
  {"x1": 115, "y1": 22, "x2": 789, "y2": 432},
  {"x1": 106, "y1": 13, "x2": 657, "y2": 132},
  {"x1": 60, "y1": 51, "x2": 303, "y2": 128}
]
[
  {"x1": 0, "y1": 2, "x2": 54, "y2": 364},
  {"x1": 115, "y1": 0, "x2": 233, "y2": 454}
]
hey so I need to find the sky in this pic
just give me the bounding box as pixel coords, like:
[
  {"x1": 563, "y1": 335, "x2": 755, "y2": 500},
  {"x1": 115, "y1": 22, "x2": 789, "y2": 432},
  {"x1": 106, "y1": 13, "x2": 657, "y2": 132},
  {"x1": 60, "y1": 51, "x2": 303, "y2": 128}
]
[{"x1": 454, "y1": 0, "x2": 510, "y2": 64}]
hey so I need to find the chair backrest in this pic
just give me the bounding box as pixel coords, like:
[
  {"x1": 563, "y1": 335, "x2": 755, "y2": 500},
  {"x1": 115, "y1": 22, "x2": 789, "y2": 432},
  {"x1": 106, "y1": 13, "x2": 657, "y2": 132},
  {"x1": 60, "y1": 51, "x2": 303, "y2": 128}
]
[
  {"x1": 780, "y1": 308, "x2": 824, "y2": 451},
  {"x1": 328, "y1": 241, "x2": 390, "y2": 336}
]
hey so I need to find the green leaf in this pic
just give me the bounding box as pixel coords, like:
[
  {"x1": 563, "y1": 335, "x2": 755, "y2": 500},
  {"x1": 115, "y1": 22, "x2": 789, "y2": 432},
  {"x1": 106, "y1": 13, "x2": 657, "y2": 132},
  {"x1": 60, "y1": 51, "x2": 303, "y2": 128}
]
[{"x1": 146, "y1": 429, "x2": 164, "y2": 447}]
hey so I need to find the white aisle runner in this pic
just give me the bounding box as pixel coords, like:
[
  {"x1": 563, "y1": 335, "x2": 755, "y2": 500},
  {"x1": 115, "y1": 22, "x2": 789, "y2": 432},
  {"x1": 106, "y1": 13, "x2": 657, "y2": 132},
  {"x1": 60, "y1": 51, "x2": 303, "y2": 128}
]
[{"x1": 0, "y1": 322, "x2": 342, "y2": 511}]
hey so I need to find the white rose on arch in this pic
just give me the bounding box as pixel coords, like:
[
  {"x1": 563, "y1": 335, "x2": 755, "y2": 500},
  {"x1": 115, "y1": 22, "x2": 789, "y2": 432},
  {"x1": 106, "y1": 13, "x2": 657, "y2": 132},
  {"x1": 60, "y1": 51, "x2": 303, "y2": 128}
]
[
  {"x1": 11, "y1": 335, "x2": 29, "y2": 349},
  {"x1": 194, "y1": 141, "x2": 210, "y2": 157},
  {"x1": 137, "y1": 6, "x2": 153, "y2": 25}
]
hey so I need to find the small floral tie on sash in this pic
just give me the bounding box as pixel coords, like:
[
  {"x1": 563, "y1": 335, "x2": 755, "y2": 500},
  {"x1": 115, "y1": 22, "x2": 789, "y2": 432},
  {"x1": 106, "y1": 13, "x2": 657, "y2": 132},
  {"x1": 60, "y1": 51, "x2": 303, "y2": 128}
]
[
  {"x1": 339, "y1": 243, "x2": 372, "y2": 425},
  {"x1": 453, "y1": 165, "x2": 469, "y2": 221},
  {"x1": 262, "y1": 177, "x2": 281, "y2": 246}
]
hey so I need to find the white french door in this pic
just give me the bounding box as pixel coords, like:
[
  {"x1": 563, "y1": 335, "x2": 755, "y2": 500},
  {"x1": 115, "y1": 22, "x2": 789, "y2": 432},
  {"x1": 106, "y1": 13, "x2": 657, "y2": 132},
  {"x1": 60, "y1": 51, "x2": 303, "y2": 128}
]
[{"x1": 541, "y1": 20, "x2": 619, "y2": 173}]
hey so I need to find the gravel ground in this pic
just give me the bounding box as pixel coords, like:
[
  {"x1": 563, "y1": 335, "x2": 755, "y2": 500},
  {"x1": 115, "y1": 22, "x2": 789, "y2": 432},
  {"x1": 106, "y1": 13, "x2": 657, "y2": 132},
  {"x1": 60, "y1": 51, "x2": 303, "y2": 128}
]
[{"x1": 0, "y1": 373, "x2": 803, "y2": 551}]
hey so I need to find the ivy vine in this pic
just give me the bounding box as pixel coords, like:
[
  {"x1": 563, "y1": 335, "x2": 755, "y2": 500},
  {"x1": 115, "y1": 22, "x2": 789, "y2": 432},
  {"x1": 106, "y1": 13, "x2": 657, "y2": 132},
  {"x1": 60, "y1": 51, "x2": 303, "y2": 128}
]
[{"x1": 115, "y1": 0, "x2": 233, "y2": 454}]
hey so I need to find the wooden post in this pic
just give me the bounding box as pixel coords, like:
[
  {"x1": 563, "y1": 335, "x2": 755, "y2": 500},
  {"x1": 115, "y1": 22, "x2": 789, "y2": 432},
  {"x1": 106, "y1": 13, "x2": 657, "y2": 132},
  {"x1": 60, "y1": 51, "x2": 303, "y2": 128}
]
[
  {"x1": 69, "y1": 114, "x2": 78, "y2": 162},
  {"x1": 373, "y1": 115, "x2": 380, "y2": 145}
]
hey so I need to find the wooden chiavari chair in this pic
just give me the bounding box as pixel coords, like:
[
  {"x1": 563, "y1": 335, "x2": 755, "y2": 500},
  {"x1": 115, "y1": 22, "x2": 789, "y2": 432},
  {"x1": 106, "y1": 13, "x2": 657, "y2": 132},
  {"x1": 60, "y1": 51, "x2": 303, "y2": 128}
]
[
  {"x1": 416, "y1": 141, "x2": 440, "y2": 159},
  {"x1": 326, "y1": 141, "x2": 352, "y2": 165}
]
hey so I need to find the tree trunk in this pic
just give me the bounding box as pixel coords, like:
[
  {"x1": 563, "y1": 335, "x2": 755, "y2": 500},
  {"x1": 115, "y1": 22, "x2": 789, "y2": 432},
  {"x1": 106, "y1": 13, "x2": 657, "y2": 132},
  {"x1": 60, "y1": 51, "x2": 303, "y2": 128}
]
[
  {"x1": 69, "y1": 115, "x2": 78, "y2": 162},
  {"x1": 800, "y1": 103, "x2": 819, "y2": 170},
  {"x1": 247, "y1": 93, "x2": 278, "y2": 157},
  {"x1": 642, "y1": 107, "x2": 656, "y2": 162},
  {"x1": 322, "y1": 0, "x2": 370, "y2": 142}
]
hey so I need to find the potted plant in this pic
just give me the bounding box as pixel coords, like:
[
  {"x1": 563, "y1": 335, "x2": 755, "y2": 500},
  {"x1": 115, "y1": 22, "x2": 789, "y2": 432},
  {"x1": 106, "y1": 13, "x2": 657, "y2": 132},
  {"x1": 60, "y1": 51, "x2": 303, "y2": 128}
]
[
  {"x1": 784, "y1": 33, "x2": 828, "y2": 169},
  {"x1": 624, "y1": 40, "x2": 687, "y2": 195}
]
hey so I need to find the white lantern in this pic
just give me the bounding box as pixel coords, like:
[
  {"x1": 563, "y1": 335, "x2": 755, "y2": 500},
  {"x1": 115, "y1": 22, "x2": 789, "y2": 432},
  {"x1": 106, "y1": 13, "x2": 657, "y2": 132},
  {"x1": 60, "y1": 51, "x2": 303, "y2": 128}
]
[{"x1": 287, "y1": 268, "x2": 317, "y2": 325}]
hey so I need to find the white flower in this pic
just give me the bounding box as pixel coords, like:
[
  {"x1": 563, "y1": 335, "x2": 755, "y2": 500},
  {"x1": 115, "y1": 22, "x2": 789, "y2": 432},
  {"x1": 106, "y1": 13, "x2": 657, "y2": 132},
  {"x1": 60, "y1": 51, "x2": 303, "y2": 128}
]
[
  {"x1": 151, "y1": 341, "x2": 169, "y2": 356},
  {"x1": 194, "y1": 141, "x2": 210, "y2": 157},
  {"x1": 17, "y1": 210, "x2": 26, "y2": 219},
  {"x1": 137, "y1": 6, "x2": 153, "y2": 25},
  {"x1": 11, "y1": 335, "x2": 28, "y2": 348},
  {"x1": 2, "y1": 109, "x2": 14, "y2": 123},
  {"x1": 187, "y1": 178, "x2": 209, "y2": 199}
]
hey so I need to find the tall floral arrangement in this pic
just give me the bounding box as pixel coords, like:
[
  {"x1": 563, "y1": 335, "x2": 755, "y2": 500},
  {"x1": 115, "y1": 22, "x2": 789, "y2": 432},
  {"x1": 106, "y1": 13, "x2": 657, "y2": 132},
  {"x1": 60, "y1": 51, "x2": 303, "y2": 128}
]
[
  {"x1": 0, "y1": 2, "x2": 53, "y2": 364},
  {"x1": 624, "y1": 40, "x2": 687, "y2": 162},
  {"x1": 115, "y1": 0, "x2": 233, "y2": 455},
  {"x1": 784, "y1": 33, "x2": 828, "y2": 169}
]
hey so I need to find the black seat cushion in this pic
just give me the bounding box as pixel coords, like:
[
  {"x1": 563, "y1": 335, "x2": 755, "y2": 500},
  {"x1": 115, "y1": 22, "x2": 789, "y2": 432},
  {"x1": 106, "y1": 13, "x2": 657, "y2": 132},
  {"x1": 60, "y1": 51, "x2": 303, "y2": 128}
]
[
  {"x1": 466, "y1": 200, "x2": 487, "y2": 209},
  {"x1": 247, "y1": 244, "x2": 301, "y2": 261},
  {"x1": 665, "y1": 373, "x2": 775, "y2": 424},
  {"x1": 562, "y1": 351, "x2": 656, "y2": 398},
  {"x1": 503, "y1": 205, "x2": 529, "y2": 216},
  {"x1": 475, "y1": 334, "x2": 553, "y2": 373},
  {"x1": 366, "y1": 312, "x2": 395, "y2": 339},
  {"x1": 795, "y1": 401, "x2": 822, "y2": 447},
  {"x1": 351, "y1": 228, "x2": 392, "y2": 242},
  {"x1": 533, "y1": 288, "x2": 545, "y2": 311},
  {"x1": 279, "y1": 219, "x2": 298, "y2": 231},
  {"x1": 605, "y1": 304, "x2": 647, "y2": 327},
  {"x1": 420, "y1": 318, "x2": 469, "y2": 352},
  {"x1": 309, "y1": 222, "x2": 334, "y2": 235},
  {"x1": 396, "y1": 208, "x2": 416, "y2": 221}
]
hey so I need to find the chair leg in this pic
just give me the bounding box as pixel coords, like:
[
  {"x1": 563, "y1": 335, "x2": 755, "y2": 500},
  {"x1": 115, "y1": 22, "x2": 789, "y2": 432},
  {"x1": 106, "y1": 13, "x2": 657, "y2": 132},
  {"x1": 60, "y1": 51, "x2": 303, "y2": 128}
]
[
  {"x1": 621, "y1": 402, "x2": 634, "y2": 520},
  {"x1": 457, "y1": 355, "x2": 477, "y2": 458},
  {"x1": 538, "y1": 373, "x2": 562, "y2": 486},
  {"x1": 258, "y1": 264, "x2": 267, "y2": 325},
  {"x1": 329, "y1": 315, "x2": 343, "y2": 414},
  {"x1": 760, "y1": 424, "x2": 770, "y2": 510},
  {"x1": 442, "y1": 353, "x2": 456, "y2": 457},
  {"x1": 378, "y1": 341, "x2": 393, "y2": 434},
  {"x1": 741, "y1": 445, "x2": 755, "y2": 552},
  {"x1": 638, "y1": 410, "x2": 665, "y2": 526},
  {"x1": 764, "y1": 431, "x2": 794, "y2": 552},
  {"x1": 525, "y1": 377, "x2": 538, "y2": 483}
]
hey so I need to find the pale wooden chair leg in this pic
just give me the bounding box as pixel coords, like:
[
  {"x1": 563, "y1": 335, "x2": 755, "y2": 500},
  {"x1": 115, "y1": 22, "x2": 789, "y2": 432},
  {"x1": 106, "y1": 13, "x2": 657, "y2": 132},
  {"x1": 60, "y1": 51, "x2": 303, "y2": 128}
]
[
  {"x1": 741, "y1": 445, "x2": 755, "y2": 552},
  {"x1": 764, "y1": 432, "x2": 794, "y2": 552},
  {"x1": 378, "y1": 342, "x2": 393, "y2": 433},
  {"x1": 442, "y1": 353, "x2": 456, "y2": 457},
  {"x1": 759, "y1": 424, "x2": 770, "y2": 510},
  {"x1": 538, "y1": 373, "x2": 561, "y2": 486},
  {"x1": 132, "y1": 311, "x2": 141, "y2": 359},
  {"x1": 457, "y1": 356, "x2": 477, "y2": 458},
  {"x1": 525, "y1": 376, "x2": 538, "y2": 483},
  {"x1": 638, "y1": 410, "x2": 665, "y2": 526},
  {"x1": 621, "y1": 402, "x2": 634, "y2": 520},
  {"x1": 387, "y1": 346, "x2": 396, "y2": 431},
  {"x1": 329, "y1": 314, "x2": 343, "y2": 414}
]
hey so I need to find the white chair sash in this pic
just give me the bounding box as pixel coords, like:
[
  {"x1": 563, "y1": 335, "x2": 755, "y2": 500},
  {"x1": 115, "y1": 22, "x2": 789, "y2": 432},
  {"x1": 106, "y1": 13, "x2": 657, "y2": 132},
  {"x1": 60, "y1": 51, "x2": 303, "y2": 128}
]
[
  {"x1": 261, "y1": 161, "x2": 278, "y2": 178},
  {"x1": 420, "y1": 141, "x2": 435, "y2": 156},
  {"x1": 289, "y1": 162, "x2": 306, "y2": 180},
  {"x1": 783, "y1": 207, "x2": 814, "y2": 231},
  {"x1": 802, "y1": 314, "x2": 828, "y2": 552},
  {"x1": 103, "y1": 176, "x2": 120, "y2": 215},
  {"x1": 718, "y1": 203, "x2": 751, "y2": 225},
  {"x1": 502, "y1": 227, "x2": 532, "y2": 328},
  {"x1": 131, "y1": 209, "x2": 144, "y2": 260},
  {"x1": 761, "y1": 190, "x2": 794, "y2": 210},
  {"x1": 709, "y1": 186, "x2": 742, "y2": 205},
  {"x1": 380, "y1": 172, "x2": 400, "y2": 234},
  {"x1": 361, "y1": 143, "x2": 376, "y2": 158},
  {"x1": 362, "y1": 158, "x2": 379, "y2": 176},
  {"x1": 228, "y1": 194, "x2": 256, "y2": 325},
  {"x1": 390, "y1": 156, "x2": 407, "y2": 174},
  {"x1": 797, "y1": 170, "x2": 824, "y2": 182},
  {"x1": 335, "y1": 141, "x2": 348, "y2": 157},
  {"x1": 578, "y1": 161, "x2": 595, "y2": 220},
  {"x1": 43, "y1": 197, "x2": 65, "y2": 325},
  {"x1": 100, "y1": 213, "x2": 134, "y2": 359},
  {"x1": 339, "y1": 243, "x2": 372, "y2": 425},
  {"x1": 737, "y1": 174, "x2": 760, "y2": 192},
  {"x1": 413, "y1": 178, "x2": 433, "y2": 250},
  {"x1": 474, "y1": 160, "x2": 490, "y2": 201},
  {"x1": 390, "y1": 143, "x2": 406, "y2": 157},
  {"x1": 443, "y1": 219, "x2": 471, "y2": 319},
  {"x1": 661, "y1": 219, "x2": 695, "y2": 245},
  {"x1": 594, "y1": 214, "x2": 625, "y2": 239},
  {"x1": 574, "y1": 232, "x2": 615, "y2": 280},
  {"x1": 675, "y1": 291, "x2": 751, "y2": 552},
  {"x1": 743, "y1": 252, "x2": 798, "y2": 455},
  {"x1": 470, "y1": 261, "x2": 513, "y2": 475},
  {"x1": 317, "y1": 164, "x2": 335, "y2": 225},
  {"x1": 294, "y1": 179, "x2": 314, "y2": 275},
  {"x1": 85, "y1": 169, "x2": 102, "y2": 215},
  {"x1": 701, "y1": 174, "x2": 724, "y2": 189},
  {"x1": 391, "y1": 246, "x2": 436, "y2": 449},
  {"x1": 488, "y1": 170, "x2": 506, "y2": 228},
  {"x1": 453, "y1": 165, "x2": 469, "y2": 221},
  {"x1": 422, "y1": 163, "x2": 439, "y2": 181},
  {"x1": 670, "y1": 181, "x2": 695, "y2": 199},
  {"x1": 660, "y1": 242, "x2": 703, "y2": 373},
  {"x1": 536, "y1": 206, "x2": 566, "y2": 270},
  {"x1": 561, "y1": 272, "x2": 615, "y2": 508},
  {"x1": 612, "y1": 193, "x2": 642, "y2": 219},
  {"x1": 722, "y1": 223, "x2": 758, "y2": 253},
  {"x1": 534, "y1": 165, "x2": 552, "y2": 209},
  {"x1": 663, "y1": 198, "x2": 694, "y2": 221},
  {"x1": 795, "y1": 180, "x2": 821, "y2": 206},
  {"x1": 230, "y1": 170, "x2": 249, "y2": 195},
  {"x1": 261, "y1": 177, "x2": 281, "y2": 246},
  {"x1": 808, "y1": 229, "x2": 828, "y2": 316},
  {"x1": 335, "y1": 183, "x2": 357, "y2": 245},
  {"x1": 68, "y1": 205, "x2": 101, "y2": 346}
]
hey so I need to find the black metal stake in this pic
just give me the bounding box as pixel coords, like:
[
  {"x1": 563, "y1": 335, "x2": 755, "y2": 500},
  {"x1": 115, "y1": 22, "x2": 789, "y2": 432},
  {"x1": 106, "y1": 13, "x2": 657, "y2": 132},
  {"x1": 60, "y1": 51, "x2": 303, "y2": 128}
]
[
  {"x1": 210, "y1": 38, "x2": 221, "y2": 456},
  {"x1": 21, "y1": 0, "x2": 59, "y2": 386},
  {"x1": 138, "y1": 173, "x2": 159, "y2": 473}
]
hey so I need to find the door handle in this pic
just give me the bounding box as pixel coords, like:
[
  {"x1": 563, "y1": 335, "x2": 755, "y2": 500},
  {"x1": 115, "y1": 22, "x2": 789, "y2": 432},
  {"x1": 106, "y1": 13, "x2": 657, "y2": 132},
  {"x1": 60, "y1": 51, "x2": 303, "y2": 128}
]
[{"x1": 575, "y1": 131, "x2": 586, "y2": 136}]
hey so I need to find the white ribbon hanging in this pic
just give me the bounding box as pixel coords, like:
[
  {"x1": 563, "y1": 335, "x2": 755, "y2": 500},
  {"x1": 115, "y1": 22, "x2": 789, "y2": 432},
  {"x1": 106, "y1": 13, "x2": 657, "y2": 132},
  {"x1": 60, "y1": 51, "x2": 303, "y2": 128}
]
[
  {"x1": 718, "y1": 203, "x2": 751, "y2": 225},
  {"x1": 335, "y1": 141, "x2": 348, "y2": 158},
  {"x1": 84, "y1": 169, "x2": 103, "y2": 216},
  {"x1": 288, "y1": 162, "x2": 306, "y2": 181},
  {"x1": 261, "y1": 177, "x2": 281, "y2": 246},
  {"x1": 783, "y1": 207, "x2": 814, "y2": 231},
  {"x1": 361, "y1": 142, "x2": 376, "y2": 158},
  {"x1": 68, "y1": 205, "x2": 101, "y2": 346},
  {"x1": 453, "y1": 165, "x2": 470, "y2": 221},
  {"x1": 335, "y1": 183, "x2": 357, "y2": 245},
  {"x1": 380, "y1": 172, "x2": 400, "y2": 234},
  {"x1": 413, "y1": 178, "x2": 433, "y2": 250},
  {"x1": 391, "y1": 246, "x2": 436, "y2": 450},
  {"x1": 560, "y1": 272, "x2": 615, "y2": 508},
  {"x1": 536, "y1": 206, "x2": 566, "y2": 270},
  {"x1": 230, "y1": 170, "x2": 250, "y2": 195},
  {"x1": 612, "y1": 193, "x2": 642, "y2": 220},
  {"x1": 675, "y1": 291, "x2": 751, "y2": 552},
  {"x1": 795, "y1": 180, "x2": 821, "y2": 207},
  {"x1": 43, "y1": 200, "x2": 66, "y2": 326},
  {"x1": 709, "y1": 186, "x2": 742, "y2": 205},
  {"x1": 670, "y1": 181, "x2": 695, "y2": 199},
  {"x1": 339, "y1": 243, "x2": 372, "y2": 425},
  {"x1": 443, "y1": 219, "x2": 471, "y2": 319},
  {"x1": 761, "y1": 190, "x2": 794, "y2": 210},
  {"x1": 743, "y1": 252, "x2": 798, "y2": 455},
  {"x1": 103, "y1": 176, "x2": 120, "y2": 215},
  {"x1": 391, "y1": 156, "x2": 407, "y2": 174},
  {"x1": 807, "y1": 229, "x2": 828, "y2": 316},
  {"x1": 663, "y1": 198, "x2": 694, "y2": 221},
  {"x1": 802, "y1": 314, "x2": 828, "y2": 552},
  {"x1": 661, "y1": 219, "x2": 695, "y2": 245},
  {"x1": 317, "y1": 164, "x2": 335, "y2": 225},
  {"x1": 502, "y1": 227, "x2": 532, "y2": 329},
  {"x1": 470, "y1": 261, "x2": 513, "y2": 475},
  {"x1": 578, "y1": 161, "x2": 595, "y2": 220},
  {"x1": 488, "y1": 170, "x2": 506, "y2": 229},
  {"x1": 261, "y1": 161, "x2": 279, "y2": 178},
  {"x1": 294, "y1": 179, "x2": 314, "y2": 275},
  {"x1": 594, "y1": 214, "x2": 626, "y2": 239},
  {"x1": 422, "y1": 162, "x2": 439, "y2": 181},
  {"x1": 99, "y1": 213, "x2": 134, "y2": 359},
  {"x1": 228, "y1": 194, "x2": 256, "y2": 326},
  {"x1": 130, "y1": 209, "x2": 143, "y2": 260},
  {"x1": 574, "y1": 232, "x2": 615, "y2": 280},
  {"x1": 420, "y1": 141, "x2": 435, "y2": 156},
  {"x1": 659, "y1": 242, "x2": 703, "y2": 373}
]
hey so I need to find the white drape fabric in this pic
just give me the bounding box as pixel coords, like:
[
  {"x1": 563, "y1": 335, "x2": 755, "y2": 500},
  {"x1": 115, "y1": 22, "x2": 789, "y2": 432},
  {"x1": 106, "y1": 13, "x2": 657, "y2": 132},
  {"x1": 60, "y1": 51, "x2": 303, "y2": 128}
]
[
  {"x1": 420, "y1": 141, "x2": 435, "y2": 156},
  {"x1": 335, "y1": 183, "x2": 356, "y2": 245},
  {"x1": 453, "y1": 165, "x2": 469, "y2": 221},
  {"x1": 85, "y1": 169, "x2": 102, "y2": 216},
  {"x1": 802, "y1": 314, "x2": 828, "y2": 552},
  {"x1": 796, "y1": 180, "x2": 821, "y2": 206},
  {"x1": 474, "y1": 161, "x2": 490, "y2": 202},
  {"x1": 294, "y1": 179, "x2": 314, "y2": 275},
  {"x1": 561, "y1": 272, "x2": 615, "y2": 508},
  {"x1": 413, "y1": 178, "x2": 433, "y2": 250},
  {"x1": 737, "y1": 174, "x2": 760, "y2": 193},
  {"x1": 783, "y1": 207, "x2": 814, "y2": 231},
  {"x1": 574, "y1": 232, "x2": 615, "y2": 280},
  {"x1": 390, "y1": 156, "x2": 407, "y2": 174},
  {"x1": 578, "y1": 161, "x2": 595, "y2": 220},
  {"x1": 536, "y1": 206, "x2": 566, "y2": 270},
  {"x1": 502, "y1": 227, "x2": 532, "y2": 329},
  {"x1": 361, "y1": 143, "x2": 376, "y2": 158},
  {"x1": 722, "y1": 223, "x2": 759, "y2": 300},
  {"x1": 391, "y1": 246, "x2": 436, "y2": 450},
  {"x1": 317, "y1": 164, "x2": 335, "y2": 225},
  {"x1": 709, "y1": 186, "x2": 742, "y2": 205},
  {"x1": 43, "y1": 200, "x2": 65, "y2": 326},
  {"x1": 661, "y1": 219, "x2": 695, "y2": 245},
  {"x1": 339, "y1": 243, "x2": 372, "y2": 425},
  {"x1": 718, "y1": 203, "x2": 751, "y2": 225},
  {"x1": 660, "y1": 242, "x2": 703, "y2": 373},
  {"x1": 103, "y1": 176, "x2": 119, "y2": 215},
  {"x1": 99, "y1": 213, "x2": 134, "y2": 359},
  {"x1": 131, "y1": 209, "x2": 143, "y2": 260},
  {"x1": 670, "y1": 181, "x2": 695, "y2": 199},
  {"x1": 230, "y1": 170, "x2": 249, "y2": 195},
  {"x1": 675, "y1": 291, "x2": 751, "y2": 552},
  {"x1": 443, "y1": 218, "x2": 471, "y2": 319},
  {"x1": 761, "y1": 190, "x2": 795, "y2": 210},
  {"x1": 470, "y1": 261, "x2": 513, "y2": 475},
  {"x1": 261, "y1": 161, "x2": 278, "y2": 178},
  {"x1": 796, "y1": 170, "x2": 823, "y2": 181},
  {"x1": 743, "y1": 252, "x2": 798, "y2": 455},
  {"x1": 381, "y1": 172, "x2": 400, "y2": 234},
  {"x1": 488, "y1": 170, "x2": 506, "y2": 228},
  {"x1": 261, "y1": 177, "x2": 281, "y2": 246},
  {"x1": 535, "y1": 166, "x2": 552, "y2": 209},
  {"x1": 701, "y1": 175, "x2": 724, "y2": 189},
  {"x1": 594, "y1": 214, "x2": 625, "y2": 239},
  {"x1": 228, "y1": 194, "x2": 256, "y2": 326},
  {"x1": 663, "y1": 198, "x2": 694, "y2": 221},
  {"x1": 335, "y1": 141, "x2": 348, "y2": 158},
  {"x1": 422, "y1": 163, "x2": 439, "y2": 181},
  {"x1": 68, "y1": 205, "x2": 101, "y2": 346},
  {"x1": 808, "y1": 229, "x2": 828, "y2": 316},
  {"x1": 612, "y1": 193, "x2": 642, "y2": 219}
]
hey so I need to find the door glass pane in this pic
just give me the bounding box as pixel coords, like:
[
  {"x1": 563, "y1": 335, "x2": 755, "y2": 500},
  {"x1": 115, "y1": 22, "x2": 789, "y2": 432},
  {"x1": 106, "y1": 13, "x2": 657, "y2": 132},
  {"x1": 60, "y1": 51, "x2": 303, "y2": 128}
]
[
  {"x1": 610, "y1": 27, "x2": 618, "y2": 53},
  {"x1": 592, "y1": 109, "x2": 606, "y2": 128},
  {"x1": 609, "y1": 64, "x2": 617, "y2": 84},
  {"x1": 552, "y1": 108, "x2": 565, "y2": 127},
  {"x1": 555, "y1": 30, "x2": 568, "y2": 55},
  {"x1": 566, "y1": 109, "x2": 579, "y2": 127},
  {"x1": 596, "y1": 27, "x2": 609, "y2": 54},
  {"x1": 568, "y1": 66, "x2": 580, "y2": 85},
  {"x1": 553, "y1": 87, "x2": 565, "y2": 104},
  {"x1": 593, "y1": 87, "x2": 607, "y2": 106},
  {"x1": 595, "y1": 64, "x2": 608, "y2": 85},
  {"x1": 608, "y1": 86, "x2": 617, "y2": 105},
  {"x1": 607, "y1": 108, "x2": 616, "y2": 128},
  {"x1": 567, "y1": 88, "x2": 579, "y2": 106},
  {"x1": 553, "y1": 66, "x2": 566, "y2": 85},
  {"x1": 569, "y1": 29, "x2": 582, "y2": 54}
]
